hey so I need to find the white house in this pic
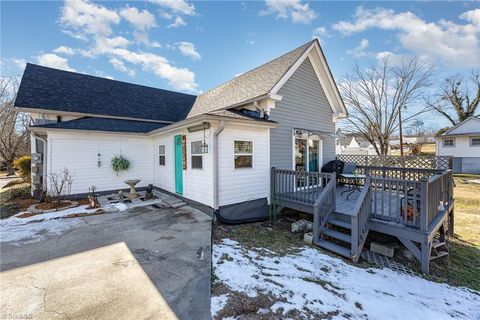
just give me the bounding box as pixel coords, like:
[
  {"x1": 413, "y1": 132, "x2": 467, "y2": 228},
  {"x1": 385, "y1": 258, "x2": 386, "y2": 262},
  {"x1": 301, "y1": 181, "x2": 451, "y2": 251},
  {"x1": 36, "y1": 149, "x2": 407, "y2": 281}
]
[
  {"x1": 436, "y1": 116, "x2": 480, "y2": 174},
  {"x1": 336, "y1": 135, "x2": 379, "y2": 155},
  {"x1": 14, "y1": 39, "x2": 347, "y2": 222}
]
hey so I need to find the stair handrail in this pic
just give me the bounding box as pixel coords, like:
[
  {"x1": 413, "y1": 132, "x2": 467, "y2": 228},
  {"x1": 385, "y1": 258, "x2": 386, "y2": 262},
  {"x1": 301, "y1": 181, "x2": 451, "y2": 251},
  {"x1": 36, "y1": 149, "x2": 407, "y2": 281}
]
[
  {"x1": 350, "y1": 177, "x2": 372, "y2": 262},
  {"x1": 313, "y1": 173, "x2": 336, "y2": 242}
]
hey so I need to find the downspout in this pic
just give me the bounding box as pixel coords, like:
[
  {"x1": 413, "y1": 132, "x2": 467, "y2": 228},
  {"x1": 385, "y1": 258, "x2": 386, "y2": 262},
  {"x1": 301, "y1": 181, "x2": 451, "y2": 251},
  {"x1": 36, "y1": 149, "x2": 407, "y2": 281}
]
[
  {"x1": 32, "y1": 133, "x2": 48, "y2": 192},
  {"x1": 213, "y1": 121, "x2": 225, "y2": 211}
]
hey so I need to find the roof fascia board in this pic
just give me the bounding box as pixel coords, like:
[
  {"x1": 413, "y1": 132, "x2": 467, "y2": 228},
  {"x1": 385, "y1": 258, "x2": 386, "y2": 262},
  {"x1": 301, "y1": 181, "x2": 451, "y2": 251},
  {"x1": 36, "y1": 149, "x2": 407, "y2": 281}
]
[
  {"x1": 443, "y1": 116, "x2": 477, "y2": 135},
  {"x1": 148, "y1": 114, "x2": 277, "y2": 136},
  {"x1": 16, "y1": 107, "x2": 174, "y2": 124},
  {"x1": 270, "y1": 41, "x2": 348, "y2": 118},
  {"x1": 29, "y1": 126, "x2": 149, "y2": 137}
]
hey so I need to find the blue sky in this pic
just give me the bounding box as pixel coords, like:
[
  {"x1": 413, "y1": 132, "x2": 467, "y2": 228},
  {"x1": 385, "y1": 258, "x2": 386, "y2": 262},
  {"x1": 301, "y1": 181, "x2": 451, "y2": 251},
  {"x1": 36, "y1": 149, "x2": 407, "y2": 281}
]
[{"x1": 1, "y1": 1, "x2": 479, "y2": 128}]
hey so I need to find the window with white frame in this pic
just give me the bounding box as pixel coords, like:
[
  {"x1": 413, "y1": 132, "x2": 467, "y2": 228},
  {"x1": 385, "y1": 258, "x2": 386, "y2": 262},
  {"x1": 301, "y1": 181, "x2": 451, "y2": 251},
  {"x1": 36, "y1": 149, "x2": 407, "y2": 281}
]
[
  {"x1": 471, "y1": 137, "x2": 480, "y2": 147},
  {"x1": 234, "y1": 140, "x2": 253, "y2": 169},
  {"x1": 159, "y1": 145, "x2": 165, "y2": 166},
  {"x1": 443, "y1": 138, "x2": 455, "y2": 148},
  {"x1": 191, "y1": 141, "x2": 203, "y2": 169}
]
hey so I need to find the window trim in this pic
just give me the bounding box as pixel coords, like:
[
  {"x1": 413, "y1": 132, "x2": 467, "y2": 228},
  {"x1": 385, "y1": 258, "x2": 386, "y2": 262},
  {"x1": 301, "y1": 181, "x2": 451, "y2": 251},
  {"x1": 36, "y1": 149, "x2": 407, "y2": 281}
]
[
  {"x1": 470, "y1": 136, "x2": 480, "y2": 147},
  {"x1": 442, "y1": 138, "x2": 455, "y2": 148},
  {"x1": 234, "y1": 140, "x2": 254, "y2": 169},
  {"x1": 191, "y1": 140, "x2": 203, "y2": 170},
  {"x1": 158, "y1": 145, "x2": 166, "y2": 166}
]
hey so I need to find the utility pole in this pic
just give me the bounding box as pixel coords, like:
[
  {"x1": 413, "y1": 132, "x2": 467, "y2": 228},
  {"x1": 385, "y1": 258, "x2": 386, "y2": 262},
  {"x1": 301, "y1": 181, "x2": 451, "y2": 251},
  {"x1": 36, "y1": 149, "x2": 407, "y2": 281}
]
[{"x1": 398, "y1": 106, "x2": 405, "y2": 157}]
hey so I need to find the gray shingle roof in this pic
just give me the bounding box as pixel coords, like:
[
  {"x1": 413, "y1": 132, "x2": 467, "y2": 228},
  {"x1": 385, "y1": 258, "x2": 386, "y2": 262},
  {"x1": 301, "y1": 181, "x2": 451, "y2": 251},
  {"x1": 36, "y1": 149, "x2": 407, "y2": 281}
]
[
  {"x1": 188, "y1": 40, "x2": 315, "y2": 118},
  {"x1": 31, "y1": 117, "x2": 168, "y2": 133},
  {"x1": 15, "y1": 63, "x2": 196, "y2": 122}
]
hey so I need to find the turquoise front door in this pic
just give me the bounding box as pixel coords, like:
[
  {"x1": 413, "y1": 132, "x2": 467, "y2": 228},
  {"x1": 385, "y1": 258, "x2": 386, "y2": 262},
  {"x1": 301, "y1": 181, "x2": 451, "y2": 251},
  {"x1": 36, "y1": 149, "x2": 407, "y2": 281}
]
[{"x1": 174, "y1": 135, "x2": 183, "y2": 195}]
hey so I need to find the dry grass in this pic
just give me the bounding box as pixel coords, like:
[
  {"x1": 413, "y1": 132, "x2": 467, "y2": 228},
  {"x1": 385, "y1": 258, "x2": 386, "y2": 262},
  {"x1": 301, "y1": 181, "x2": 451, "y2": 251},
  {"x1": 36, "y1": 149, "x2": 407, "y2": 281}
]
[{"x1": 426, "y1": 174, "x2": 480, "y2": 291}]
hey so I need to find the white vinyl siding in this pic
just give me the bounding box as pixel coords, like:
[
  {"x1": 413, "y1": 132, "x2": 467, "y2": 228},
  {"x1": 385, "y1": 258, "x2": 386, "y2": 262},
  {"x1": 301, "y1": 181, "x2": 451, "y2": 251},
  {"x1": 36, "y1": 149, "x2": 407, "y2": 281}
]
[
  {"x1": 48, "y1": 132, "x2": 154, "y2": 195},
  {"x1": 218, "y1": 125, "x2": 270, "y2": 206}
]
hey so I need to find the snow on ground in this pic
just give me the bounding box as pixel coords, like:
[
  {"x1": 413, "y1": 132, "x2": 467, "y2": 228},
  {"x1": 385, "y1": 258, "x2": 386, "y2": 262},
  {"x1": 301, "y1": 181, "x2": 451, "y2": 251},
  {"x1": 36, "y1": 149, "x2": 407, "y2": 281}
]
[
  {"x1": 212, "y1": 239, "x2": 480, "y2": 320},
  {"x1": 0, "y1": 205, "x2": 97, "y2": 245}
]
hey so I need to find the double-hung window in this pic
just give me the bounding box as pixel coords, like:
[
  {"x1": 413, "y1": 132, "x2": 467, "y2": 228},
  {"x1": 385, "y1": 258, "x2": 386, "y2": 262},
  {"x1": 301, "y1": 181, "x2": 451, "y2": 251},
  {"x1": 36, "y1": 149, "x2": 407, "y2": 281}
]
[
  {"x1": 159, "y1": 145, "x2": 166, "y2": 166},
  {"x1": 443, "y1": 138, "x2": 455, "y2": 148},
  {"x1": 191, "y1": 141, "x2": 203, "y2": 169},
  {"x1": 470, "y1": 137, "x2": 480, "y2": 147},
  {"x1": 234, "y1": 140, "x2": 253, "y2": 169}
]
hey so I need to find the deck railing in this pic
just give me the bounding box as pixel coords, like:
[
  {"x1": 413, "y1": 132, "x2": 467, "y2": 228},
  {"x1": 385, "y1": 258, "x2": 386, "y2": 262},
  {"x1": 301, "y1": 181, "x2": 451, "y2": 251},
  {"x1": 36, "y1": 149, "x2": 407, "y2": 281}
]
[
  {"x1": 351, "y1": 177, "x2": 371, "y2": 261},
  {"x1": 369, "y1": 170, "x2": 453, "y2": 230},
  {"x1": 355, "y1": 165, "x2": 443, "y2": 181},
  {"x1": 313, "y1": 176, "x2": 336, "y2": 243},
  {"x1": 271, "y1": 169, "x2": 334, "y2": 204}
]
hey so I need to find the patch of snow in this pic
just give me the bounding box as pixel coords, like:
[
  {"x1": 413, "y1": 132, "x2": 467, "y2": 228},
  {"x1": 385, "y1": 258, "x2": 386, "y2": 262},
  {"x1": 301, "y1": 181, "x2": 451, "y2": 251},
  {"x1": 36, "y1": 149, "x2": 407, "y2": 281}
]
[
  {"x1": 212, "y1": 239, "x2": 480, "y2": 320},
  {"x1": 211, "y1": 294, "x2": 229, "y2": 318},
  {"x1": 1, "y1": 205, "x2": 97, "y2": 245}
]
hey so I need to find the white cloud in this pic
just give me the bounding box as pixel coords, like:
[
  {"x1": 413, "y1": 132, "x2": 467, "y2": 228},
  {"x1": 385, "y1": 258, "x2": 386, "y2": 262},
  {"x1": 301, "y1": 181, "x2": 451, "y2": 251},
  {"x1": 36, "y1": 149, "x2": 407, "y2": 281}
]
[
  {"x1": 260, "y1": 0, "x2": 316, "y2": 24},
  {"x1": 167, "y1": 16, "x2": 187, "y2": 28},
  {"x1": 120, "y1": 6, "x2": 156, "y2": 31},
  {"x1": 60, "y1": 0, "x2": 120, "y2": 37},
  {"x1": 133, "y1": 31, "x2": 161, "y2": 47},
  {"x1": 246, "y1": 39, "x2": 255, "y2": 45},
  {"x1": 346, "y1": 38, "x2": 369, "y2": 58},
  {"x1": 56, "y1": 0, "x2": 199, "y2": 92},
  {"x1": 53, "y1": 46, "x2": 76, "y2": 55},
  {"x1": 109, "y1": 58, "x2": 136, "y2": 77},
  {"x1": 12, "y1": 58, "x2": 27, "y2": 70},
  {"x1": 107, "y1": 48, "x2": 198, "y2": 91},
  {"x1": 176, "y1": 42, "x2": 201, "y2": 60},
  {"x1": 36, "y1": 53, "x2": 75, "y2": 72},
  {"x1": 333, "y1": 6, "x2": 480, "y2": 68},
  {"x1": 312, "y1": 26, "x2": 329, "y2": 43},
  {"x1": 150, "y1": 0, "x2": 196, "y2": 16}
]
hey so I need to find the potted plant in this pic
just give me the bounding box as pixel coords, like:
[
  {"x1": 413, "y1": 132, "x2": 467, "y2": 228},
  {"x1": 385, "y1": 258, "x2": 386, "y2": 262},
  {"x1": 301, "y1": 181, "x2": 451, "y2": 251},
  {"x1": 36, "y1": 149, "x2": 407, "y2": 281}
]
[{"x1": 111, "y1": 155, "x2": 130, "y2": 176}]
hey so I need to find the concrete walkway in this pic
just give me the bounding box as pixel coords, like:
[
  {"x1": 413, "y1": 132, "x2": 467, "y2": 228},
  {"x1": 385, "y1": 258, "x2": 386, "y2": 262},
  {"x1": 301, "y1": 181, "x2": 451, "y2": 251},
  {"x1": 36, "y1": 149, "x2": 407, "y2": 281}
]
[{"x1": 0, "y1": 204, "x2": 212, "y2": 320}]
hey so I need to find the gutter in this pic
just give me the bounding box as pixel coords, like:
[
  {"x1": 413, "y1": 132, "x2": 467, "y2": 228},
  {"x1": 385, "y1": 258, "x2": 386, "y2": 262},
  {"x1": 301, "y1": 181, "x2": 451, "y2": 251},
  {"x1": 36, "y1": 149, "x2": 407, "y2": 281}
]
[
  {"x1": 212, "y1": 121, "x2": 225, "y2": 210},
  {"x1": 32, "y1": 133, "x2": 48, "y2": 191}
]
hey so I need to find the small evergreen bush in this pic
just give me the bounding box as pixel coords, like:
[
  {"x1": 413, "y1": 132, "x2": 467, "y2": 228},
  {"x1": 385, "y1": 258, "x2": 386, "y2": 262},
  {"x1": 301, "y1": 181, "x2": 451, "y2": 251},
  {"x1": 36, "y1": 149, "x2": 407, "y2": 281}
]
[{"x1": 14, "y1": 156, "x2": 31, "y2": 181}]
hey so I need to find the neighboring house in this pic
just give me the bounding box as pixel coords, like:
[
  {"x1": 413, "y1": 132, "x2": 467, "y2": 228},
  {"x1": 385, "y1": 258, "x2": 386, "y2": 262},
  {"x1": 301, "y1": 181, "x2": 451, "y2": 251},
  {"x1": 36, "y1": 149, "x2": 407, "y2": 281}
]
[
  {"x1": 436, "y1": 116, "x2": 480, "y2": 174},
  {"x1": 336, "y1": 135, "x2": 381, "y2": 155},
  {"x1": 390, "y1": 135, "x2": 436, "y2": 146},
  {"x1": 14, "y1": 39, "x2": 347, "y2": 221}
]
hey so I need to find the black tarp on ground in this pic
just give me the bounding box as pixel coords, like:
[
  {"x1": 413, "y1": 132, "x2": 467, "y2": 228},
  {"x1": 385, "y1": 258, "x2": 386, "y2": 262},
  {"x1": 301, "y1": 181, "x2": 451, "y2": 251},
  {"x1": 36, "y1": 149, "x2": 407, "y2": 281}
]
[{"x1": 216, "y1": 198, "x2": 269, "y2": 224}]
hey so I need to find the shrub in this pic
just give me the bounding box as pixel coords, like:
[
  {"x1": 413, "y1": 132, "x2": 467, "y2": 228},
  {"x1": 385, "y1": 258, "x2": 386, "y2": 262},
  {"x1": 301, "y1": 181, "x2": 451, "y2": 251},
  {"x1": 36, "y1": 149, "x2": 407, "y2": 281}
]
[
  {"x1": 47, "y1": 168, "x2": 73, "y2": 206},
  {"x1": 14, "y1": 156, "x2": 31, "y2": 181},
  {"x1": 111, "y1": 155, "x2": 130, "y2": 175}
]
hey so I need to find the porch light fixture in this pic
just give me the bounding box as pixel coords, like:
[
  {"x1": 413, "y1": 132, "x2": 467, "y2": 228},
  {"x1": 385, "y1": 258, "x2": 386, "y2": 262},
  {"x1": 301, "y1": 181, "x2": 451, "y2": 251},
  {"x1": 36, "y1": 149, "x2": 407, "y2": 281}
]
[{"x1": 201, "y1": 122, "x2": 209, "y2": 153}]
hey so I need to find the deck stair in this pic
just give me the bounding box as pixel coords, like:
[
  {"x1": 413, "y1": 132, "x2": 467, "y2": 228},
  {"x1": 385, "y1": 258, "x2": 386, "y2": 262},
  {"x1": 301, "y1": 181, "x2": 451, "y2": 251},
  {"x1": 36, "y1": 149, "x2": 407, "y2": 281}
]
[
  {"x1": 430, "y1": 240, "x2": 449, "y2": 261},
  {"x1": 314, "y1": 212, "x2": 354, "y2": 259}
]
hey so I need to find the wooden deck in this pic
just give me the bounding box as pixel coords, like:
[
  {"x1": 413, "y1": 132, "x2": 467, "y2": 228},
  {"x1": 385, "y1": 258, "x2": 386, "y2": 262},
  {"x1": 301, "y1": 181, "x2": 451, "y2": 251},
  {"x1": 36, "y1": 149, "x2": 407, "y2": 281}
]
[{"x1": 271, "y1": 166, "x2": 455, "y2": 274}]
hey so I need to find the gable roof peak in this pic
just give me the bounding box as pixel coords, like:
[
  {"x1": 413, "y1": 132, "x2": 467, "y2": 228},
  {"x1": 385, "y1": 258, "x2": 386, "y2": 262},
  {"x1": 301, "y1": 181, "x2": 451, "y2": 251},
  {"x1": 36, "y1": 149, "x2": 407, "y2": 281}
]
[{"x1": 188, "y1": 40, "x2": 316, "y2": 118}]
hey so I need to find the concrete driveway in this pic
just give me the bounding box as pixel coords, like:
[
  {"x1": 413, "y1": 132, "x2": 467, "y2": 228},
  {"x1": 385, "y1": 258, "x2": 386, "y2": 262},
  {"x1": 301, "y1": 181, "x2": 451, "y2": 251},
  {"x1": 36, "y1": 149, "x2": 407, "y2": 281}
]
[{"x1": 0, "y1": 203, "x2": 212, "y2": 320}]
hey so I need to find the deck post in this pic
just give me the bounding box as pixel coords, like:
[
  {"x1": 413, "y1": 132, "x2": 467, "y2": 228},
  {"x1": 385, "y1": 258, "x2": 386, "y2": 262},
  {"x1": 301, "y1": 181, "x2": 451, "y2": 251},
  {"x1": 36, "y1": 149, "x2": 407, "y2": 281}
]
[
  {"x1": 313, "y1": 204, "x2": 320, "y2": 243},
  {"x1": 448, "y1": 208, "x2": 455, "y2": 236},
  {"x1": 420, "y1": 236, "x2": 431, "y2": 274},
  {"x1": 420, "y1": 181, "x2": 429, "y2": 232}
]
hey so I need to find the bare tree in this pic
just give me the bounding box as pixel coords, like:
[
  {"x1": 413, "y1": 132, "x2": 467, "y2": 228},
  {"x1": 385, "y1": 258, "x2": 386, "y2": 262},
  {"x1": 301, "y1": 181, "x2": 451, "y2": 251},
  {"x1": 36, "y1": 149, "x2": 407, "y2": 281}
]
[
  {"x1": 0, "y1": 76, "x2": 30, "y2": 175},
  {"x1": 339, "y1": 56, "x2": 435, "y2": 155},
  {"x1": 47, "y1": 168, "x2": 73, "y2": 206},
  {"x1": 428, "y1": 71, "x2": 480, "y2": 126}
]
